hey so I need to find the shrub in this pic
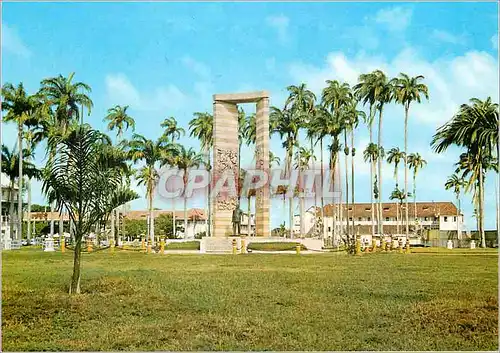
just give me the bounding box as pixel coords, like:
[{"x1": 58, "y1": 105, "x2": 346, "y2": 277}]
[{"x1": 247, "y1": 242, "x2": 307, "y2": 251}]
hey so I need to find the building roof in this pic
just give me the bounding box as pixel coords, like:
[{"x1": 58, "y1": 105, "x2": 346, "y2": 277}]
[{"x1": 312, "y1": 202, "x2": 459, "y2": 219}]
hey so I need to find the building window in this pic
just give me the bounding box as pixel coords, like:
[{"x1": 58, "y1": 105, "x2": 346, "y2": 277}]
[
  {"x1": 434, "y1": 217, "x2": 438, "y2": 222},
  {"x1": 424, "y1": 217, "x2": 428, "y2": 221},
  {"x1": 328, "y1": 227, "x2": 331, "y2": 231},
  {"x1": 349, "y1": 217, "x2": 353, "y2": 221},
  {"x1": 383, "y1": 207, "x2": 389, "y2": 211},
  {"x1": 367, "y1": 217, "x2": 371, "y2": 221},
  {"x1": 358, "y1": 217, "x2": 362, "y2": 221},
  {"x1": 385, "y1": 217, "x2": 390, "y2": 221},
  {"x1": 444, "y1": 216, "x2": 448, "y2": 222},
  {"x1": 453, "y1": 216, "x2": 457, "y2": 222},
  {"x1": 365, "y1": 207, "x2": 370, "y2": 211}
]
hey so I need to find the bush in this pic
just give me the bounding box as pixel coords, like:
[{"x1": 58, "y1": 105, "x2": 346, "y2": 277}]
[{"x1": 247, "y1": 242, "x2": 307, "y2": 251}]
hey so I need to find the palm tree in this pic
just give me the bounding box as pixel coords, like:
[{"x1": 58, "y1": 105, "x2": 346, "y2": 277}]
[
  {"x1": 161, "y1": 116, "x2": 185, "y2": 142},
  {"x1": 172, "y1": 145, "x2": 204, "y2": 238},
  {"x1": 407, "y1": 153, "x2": 427, "y2": 232},
  {"x1": 445, "y1": 174, "x2": 465, "y2": 241},
  {"x1": 189, "y1": 112, "x2": 213, "y2": 237},
  {"x1": 386, "y1": 147, "x2": 405, "y2": 235},
  {"x1": 354, "y1": 72, "x2": 381, "y2": 239},
  {"x1": 294, "y1": 146, "x2": 315, "y2": 237},
  {"x1": 322, "y1": 80, "x2": 352, "y2": 239},
  {"x1": 390, "y1": 187, "x2": 412, "y2": 240},
  {"x1": 363, "y1": 143, "x2": 381, "y2": 241},
  {"x1": 1, "y1": 83, "x2": 44, "y2": 240},
  {"x1": 104, "y1": 105, "x2": 135, "y2": 244},
  {"x1": 127, "y1": 134, "x2": 169, "y2": 245},
  {"x1": 270, "y1": 106, "x2": 302, "y2": 237},
  {"x1": 392, "y1": 73, "x2": 429, "y2": 242},
  {"x1": 42, "y1": 126, "x2": 138, "y2": 294},
  {"x1": 432, "y1": 97, "x2": 498, "y2": 247},
  {"x1": 104, "y1": 105, "x2": 135, "y2": 140}
]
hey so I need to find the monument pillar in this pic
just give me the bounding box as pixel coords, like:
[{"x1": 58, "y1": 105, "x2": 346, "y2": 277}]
[{"x1": 212, "y1": 91, "x2": 270, "y2": 237}]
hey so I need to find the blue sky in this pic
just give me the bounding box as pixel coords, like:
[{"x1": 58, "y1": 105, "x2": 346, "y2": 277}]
[{"x1": 2, "y1": 2, "x2": 499, "y2": 230}]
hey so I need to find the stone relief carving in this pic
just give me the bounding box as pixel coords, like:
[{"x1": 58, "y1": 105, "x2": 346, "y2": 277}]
[{"x1": 214, "y1": 148, "x2": 239, "y2": 211}]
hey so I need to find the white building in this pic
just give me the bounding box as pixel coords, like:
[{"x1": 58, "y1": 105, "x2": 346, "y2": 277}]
[{"x1": 294, "y1": 201, "x2": 465, "y2": 246}]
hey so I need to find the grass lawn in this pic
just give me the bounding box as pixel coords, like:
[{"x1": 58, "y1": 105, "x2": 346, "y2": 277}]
[
  {"x1": 247, "y1": 241, "x2": 307, "y2": 251},
  {"x1": 2, "y1": 248, "x2": 498, "y2": 351},
  {"x1": 165, "y1": 241, "x2": 200, "y2": 250}
]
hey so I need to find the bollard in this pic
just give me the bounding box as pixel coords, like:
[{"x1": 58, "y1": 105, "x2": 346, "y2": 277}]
[
  {"x1": 405, "y1": 241, "x2": 411, "y2": 254},
  {"x1": 87, "y1": 239, "x2": 92, "y2": 253},
  {"x1": 241, "y1": 238, "x2": 246, "y2": 254},
  {"x1": 147, "y1": 240, "x2": 152, "y2": 254},
  {"x1": 232, "y1": 238, "x2": 237, "y2": 255},
  {"x1": 385, "y1": 241, "x2": 390, "y2": 252},
  {"x1": 398, "y1": 239, "x2": 403, "y2": 253},
  {"x1": 355, "y1": 237, "x2": 361, "y2": 256},
  {"x1": 160, "y1": 237, "x2": 165, "y2": 254},
  {"x1": 141, "y1": 237, "x2": 146, "y2": 251},
  {"x1": 381, "y1": 239, "x2": 386, "y2": 252},
  {"x1": 61, "y1": 237, "x2": 65, "y2": 253},
  {"x1": 110, "y1": 239, "x2": 115, "y2": 253},
  {"x1": 296, "y1": 243, "x2": 301, "y2": 255},
  {"x1": 372, "y1": 239, "x2": 377, "y2": 252}
]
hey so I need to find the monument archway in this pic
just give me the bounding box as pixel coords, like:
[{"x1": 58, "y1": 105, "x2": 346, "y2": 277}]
[{"x1": 212, "y1": 91, "x2": 270, "y2": 237}]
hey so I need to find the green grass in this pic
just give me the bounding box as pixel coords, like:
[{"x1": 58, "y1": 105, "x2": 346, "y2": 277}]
[
  {"x1": 247, "y1": 241, "x2": 307, "y2": 251},
  {"x1": 164, "y1": 241, "x2": 200, "y2": 250},
  {"x1": 409, "y1": 247, "x2": 498, "y2": 254},
  {"x1": 2, "y1": 248, "x2": 498, "y2": 351}
]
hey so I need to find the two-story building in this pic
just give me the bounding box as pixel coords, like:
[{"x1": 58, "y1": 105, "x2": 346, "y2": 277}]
[{"x1": 294, "y1": 201, "x2": 465, "y2": 246}]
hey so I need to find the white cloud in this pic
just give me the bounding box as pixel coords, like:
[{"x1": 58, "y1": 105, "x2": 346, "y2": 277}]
[
  {"x1": 105, "y1": 73, "x2": 188, "y2": 112},
  {"x1": 374, "y1": 6, "x2": 413, "y2": 32},
  {"x1": 266, "y1": 14, "x2": 290, "y2": 44},
  {"x1": 431, "y1": 29, "x2": 465, "y2": 45},
  {"x1": 288, "y1": 48, "x2": 498, "y2": 128},
  {"x1": 1, "y1": 22, "x2": 31, "y2": 57},
  {"x1": 491, "y1": 33, "x2": 498, "y2": 50},
  {"x1": 181, "y1": 55, "x2": 211, "y2": 80}
]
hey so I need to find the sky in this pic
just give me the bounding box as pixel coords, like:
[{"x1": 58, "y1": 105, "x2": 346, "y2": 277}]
[{"x1": 1, "y1": 2, "x2": 499, "y2": 230}]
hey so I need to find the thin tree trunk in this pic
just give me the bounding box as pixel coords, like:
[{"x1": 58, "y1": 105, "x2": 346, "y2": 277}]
[
  {"x1": 247, "y1": 195, "x2": 251, "y2": 236},
  {"x1": 27, "y1": 178, "x2": 31, "y2": 240},
  {"x1": 369, "y1": 123, "x2": 375, "y2": 241},
  {"x1": 9, "y1": 180, "x2": 15, "y2": 240},
  {"x1": 115, "y1": 209, "x2": 119, "y2": 245},
  {"x1": 287, "y1": 146, "x2": 294, "y2": 238},
  {"x1": 344, "y1": 131, "x2": 350, "y2": 243},
  {"x1": 111, "y1": 208, "x2": 115, "y2": 245},
  {"x1": 378, "y1": 108, "x2": 384, "y2": 236},
  {"x1": 479, "y1": 165, "x2": 485, "y2": 248},
  {"x1": 69, "y1": 236, "x2": 82, "y2": 294},
  {"x1": 320, "y1": 138, "x2": 325, "y2": 240},
  {"x1": 184, "y1": 195, "x2": 188, "y2": 239},
  {"x1": 404, "y1": 106, "x2": 409, "y2": 241},
  {"x1": 330, "y1": 143, "x2": 337, "y2": 242},
  {"x1": 50, "y1": 202, "x2": 55, "y2": 237},
  {"x1": 148, "y1": 184, "x2": 154, "y2": 246},
  {"x1": 17, "y1": 123, "x2": 23, "y2": 240},
  {"x1": 59, "y1": 209, "x2": 64, "y2": 236},
  {"x1": 395, "y1": 165, "x2": 399, "y2": 237},
  {"x1": 338, "y1": 150, "x2": 343, "y2": 238},
  {"x1": 413, "y1": 173, "x2": 417, "y2": 235},
  {"x1": 351, "y1": 130, "x2": 355, "y2": 239}
]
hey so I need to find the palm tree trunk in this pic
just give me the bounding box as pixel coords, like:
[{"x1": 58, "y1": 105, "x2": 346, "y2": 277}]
[
  {"x1": 17, "y1": 123, "x2": 23, "y2": 240},
  {"x1": 207, "y1": 149, "x2": 212, "y2": 237},
  {"x1": 457, "y1": 194, "x2": 461, "y2": 241},
  {"x1": 413, "y1": 173, "x2": 417, "y2": 235},
  {"x1": 69, "y1": 236, "x2": 82, "y2": 294},
  {"x1": 371, "y1": 159, "x2": 376, "y2": 239},
  {"x1": 311, "y1": 139, "x2": 318, "y2": 231},
  {"x1": 350, "y1": 130, "x2": 355, "y2": 239},
  {"x1": 148, "y1": 184, "x2": 154, "y2": 246},
  {"x1": 111, "y1": 208, "x2": 115, "y2": 245},
  {"x1": 173, "y1": 199, "x2": 176, "y2": 238},
  {"x1": 287, "y1": 146, "x2": 294, "y2": 238},
  {"x1": 50, "y1": 202, "x2": 55, "y2": 237},
  {"x1": 338, "y1": 150, "x2": 343, "y2": 238},
  {"x1": 378, "y1": 108, "x2": 384, "y2": 236},
  {"x1": 395, "y1": 166, "x2": 399, "y2": 237},
  {"x1": 330, "y1": 145, "x2": 337, "y2": 242},
  {"x1": 59, "y1": 210, "x2": 64, "y2": 237},
  {"x1": 27, "y1": 178, "x2": 31, "y2": 240},
  {"x1": 404, "y1": 106, "x2": 409, "y2": 241},
  {"x1": 184, "y1": 195, "x2": 188, "y2": 239},
  {"x1": 344, "y1": 131, "x2": 350, "y2": 243},
  {"x1": 247, "y1": 195, "x2": 251, "y2": 236},
  {"x1": 9, "y1": 180, "x2": 16, "y2": 240},
  {"x1": 478, "y1": 165, "x2": 485, "y2": 248},
  {"x1": 320, "y1": 138, "x2": 325, "y2": 240}
]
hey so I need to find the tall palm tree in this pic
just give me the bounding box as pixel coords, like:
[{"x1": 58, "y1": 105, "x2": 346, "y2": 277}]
[
  {"x1": 390, "y1": 187, "x2": 412, "y2": 240},
  {"x1": 104, "y1": 105, "x2": 135, "y2": 244},
  {"x1": 432, "y1": 97, "x2": 498, "y2": 247},
  {"x1": 407, "y1": 153, "x2": 427, "y2": 231},
  {"x1": 363, "y1": 143, "x2": 381, "y2": 242},
  {"x1": 445, "y1": 174, "x2": 465, "y2": 240},
  {"x1": 354, "y1": 72, "x2": 380, "y2": 239},
  {"x1": 392, "y1": 73, "x2": 429, "y2": 242},
  {"x1": 189, "y1": 112, "x2": 213, "y2": 237},
  {"x1": 322, "y1": 80, "x2": 352, "y2": 239},
  {"x1": 294, "y1": 146, "x2": 316, "y2": 237},
  {"x1": 386, "y1": 147, "x2": 405, "y2": 235},
  {"x1": 127, "y1": 134, "x2": 169, "y2": 245},
  {"x1": 270, "y1": 106, "x2": 302, "y2": 237},
  {"x1": 172, "y1": 145, "x2": 204, "y2": 238},
  {"x1": 104, "y1": 105, "x2": 135, "y2": 140},
  {"x1": 1, "y1": 83, "x2": 44, "y2": 240}
]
